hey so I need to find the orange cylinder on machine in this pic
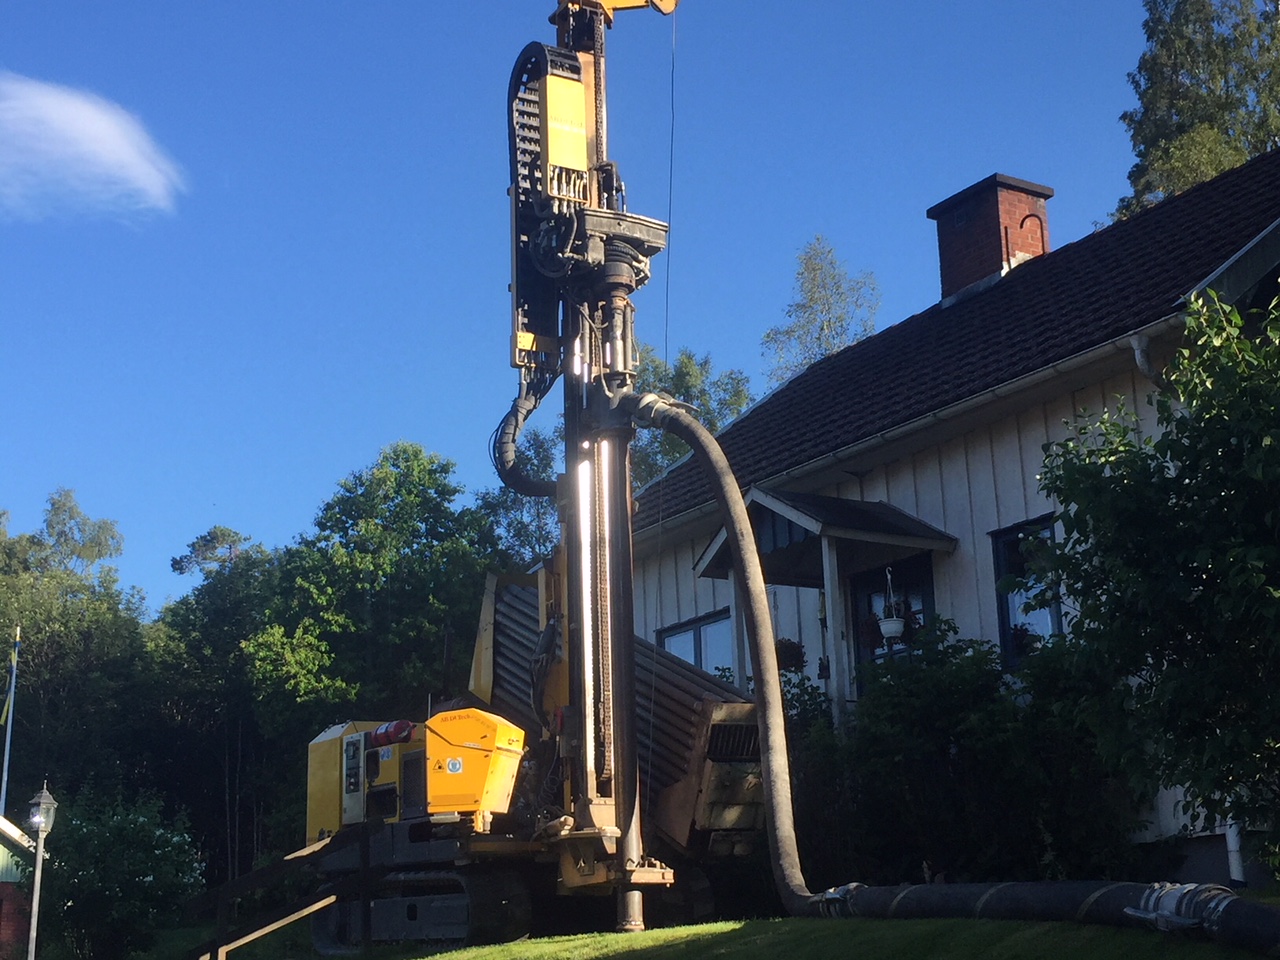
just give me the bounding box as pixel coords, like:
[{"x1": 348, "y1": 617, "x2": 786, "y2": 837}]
[
  {"x1": 369, "y1": 719, "x2": 415, "y2": 747},
  {"x1": 425, "y1": 708, "x2": 525, "y2": 814}
]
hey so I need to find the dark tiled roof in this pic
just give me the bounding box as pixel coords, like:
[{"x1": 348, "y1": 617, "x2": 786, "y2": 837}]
[
  {"x1": 768, "y1": 490, "x2": 955, "y2": 543},
  {"x1": 634, "y1": 149, "x2": 1280, "y2": 532}
]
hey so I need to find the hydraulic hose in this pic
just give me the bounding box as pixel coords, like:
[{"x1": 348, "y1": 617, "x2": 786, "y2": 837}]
[
  {"x1": 493, "y1": 389, "x2": 557, "y2": 499},
  {"x1": 627, "y1": 391, "x2": 1280, "y2": 955}
]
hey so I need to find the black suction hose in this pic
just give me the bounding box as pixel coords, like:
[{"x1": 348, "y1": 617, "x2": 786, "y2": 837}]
[
  {"x1": 493, "y1": 390, "x2": 557, "y2": 499},
  {"x1": 626, "y1": 391, "x2": 1280, "y2": 954}
]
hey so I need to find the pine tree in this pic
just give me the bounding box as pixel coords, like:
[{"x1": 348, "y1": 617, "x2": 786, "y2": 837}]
[{"x1": 1119, "y1": 0, "x2": 1280, "y2": 215}]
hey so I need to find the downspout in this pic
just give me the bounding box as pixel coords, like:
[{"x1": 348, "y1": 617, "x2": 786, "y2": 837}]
[
  {"x1": 1227, "y1": 822, "x2": 1248, "y2": 889},
  {"x1": 626, "y1": 390, "x2": 1280, "y2": 955},
  {"x1": 1130, "y1": 334, "x2": 1169, "y2": 391}
]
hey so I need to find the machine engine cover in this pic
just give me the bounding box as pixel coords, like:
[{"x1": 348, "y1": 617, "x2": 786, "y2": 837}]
[{"x1": 426, "y1": 708, "x2": 526, "y2": 814}]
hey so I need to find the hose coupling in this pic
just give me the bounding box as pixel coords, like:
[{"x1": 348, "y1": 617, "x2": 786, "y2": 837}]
[
  {"x1": 813, "y1": 883, "x2": 867, "y2": 918},
  {"x1": 625, "y1": 391, "x2": 696, "y2": 429},
  {"x1": 1123, "y1": 882, "x2": 1237, "y2": 934}
]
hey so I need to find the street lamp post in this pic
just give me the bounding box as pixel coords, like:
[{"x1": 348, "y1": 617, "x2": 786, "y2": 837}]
[{"x1": 27, "y1": 785, "x2": 55, "y2": 960}]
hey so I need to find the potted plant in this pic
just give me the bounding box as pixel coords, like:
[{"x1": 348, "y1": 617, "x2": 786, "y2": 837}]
[{"x1": 878, "y1": 567, "x2": 905, "y2": 640}]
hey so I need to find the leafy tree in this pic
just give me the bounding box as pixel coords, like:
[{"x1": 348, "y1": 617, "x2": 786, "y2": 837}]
[
  {"x1": 290, "y1": 441, "x2": 499, "y2": 718},
  {"x1": 761, "y1": 235, "x2": 878, "y2": 387},
  {"x1": 1119, "y1": 0, "x2": 1280, "y2": 215},
  {"x1": 0, "y1": 493, "x2": 157, "y2": 814},
  {"x1": 1, "y1": 488, "x2": 125, "y2": 576},
  {"x1": 36, "y1": 789, "x2": 203, "y2": 960},
  {"x1": 631, "y1": 343, "x2": 753, "y2": 487},
  {"x1": 156, "y1": 539, "x2": 283, "y2": 882},
  {"x1": 1028, "y1": 291, "x2": 1280, "y2": 856}
]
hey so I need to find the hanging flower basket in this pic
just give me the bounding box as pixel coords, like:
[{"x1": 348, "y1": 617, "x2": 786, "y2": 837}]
[
  {"x1": 878, "y1": 615, "x2": 905, "y2": 640},
  {"x1": 878, "y1": 566, "x2": 905, "y2": 640}
]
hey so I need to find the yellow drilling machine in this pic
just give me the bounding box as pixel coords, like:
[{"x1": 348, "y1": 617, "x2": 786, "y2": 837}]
[{"x1": 296, "y1": 0, "x2": 770, "y2": 952}]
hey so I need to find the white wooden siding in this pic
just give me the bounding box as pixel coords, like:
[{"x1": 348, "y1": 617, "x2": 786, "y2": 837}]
[{"x1": 634, "y1": 369, "x2": 1163, "y2": 675}]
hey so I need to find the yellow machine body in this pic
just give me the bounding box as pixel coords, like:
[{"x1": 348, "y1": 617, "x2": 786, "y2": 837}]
[
  {"x1": 426, "y1": 708, "x2": 525, "y2": 814},
  {"x1": 306, "y1": 720, "x2": 428, "y2": 844}
]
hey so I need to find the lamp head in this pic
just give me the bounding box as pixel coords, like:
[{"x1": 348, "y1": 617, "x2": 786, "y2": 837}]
[{"x1": 29, "y1": 784, "x2": 56, "y2": 835}]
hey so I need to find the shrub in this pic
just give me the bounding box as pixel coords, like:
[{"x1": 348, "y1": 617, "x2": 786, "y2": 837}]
[
  {"x1": 32, "y1": 789, "x2": 203, "y2": 960},
  {"x1": 789, "y1": 619, "x2": 1155, "y2": 888}
]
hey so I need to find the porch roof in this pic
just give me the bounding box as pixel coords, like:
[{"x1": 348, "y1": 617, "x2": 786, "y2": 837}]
[{"x1": 694, "y1": 488, "x2": 956, "y2": 588}]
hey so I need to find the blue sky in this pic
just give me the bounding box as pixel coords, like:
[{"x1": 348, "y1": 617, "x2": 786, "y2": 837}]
[{"x1": 2, "y1": 1, "x2": 1146, "y2": 611}]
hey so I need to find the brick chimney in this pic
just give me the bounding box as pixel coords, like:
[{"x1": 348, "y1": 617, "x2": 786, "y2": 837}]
[{"x1": 926, "y1": 174, "x2": 1054, "y2": 300}]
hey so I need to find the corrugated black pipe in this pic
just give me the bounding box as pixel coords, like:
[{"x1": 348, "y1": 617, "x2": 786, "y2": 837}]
[{"x1": 627, "y1": 391, "x2": 1280, "y2": 955}]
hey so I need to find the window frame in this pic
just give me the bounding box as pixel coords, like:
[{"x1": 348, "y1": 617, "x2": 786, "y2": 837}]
[
  {"x1": 656, "y1": 608, "x2": 734, "y2": 677},
  {"x1": 991, "y1": 513, "x2": 1061, "y2": 669},
  {"x1": 850, "y1": 553, "x2": 936, "y2": 687}
]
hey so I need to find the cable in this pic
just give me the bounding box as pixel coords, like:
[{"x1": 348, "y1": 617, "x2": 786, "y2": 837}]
[{"x1": 662, "y1": 8, "x2": 677, "y2": 364}]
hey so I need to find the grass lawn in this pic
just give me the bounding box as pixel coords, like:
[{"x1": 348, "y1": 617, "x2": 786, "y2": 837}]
[
  {"x1": 142, "y1": 915, "x2": 1266, "y2": 960},
  {"x1": 440, "y1": 918, "x2": 1261, "y2": 960}
]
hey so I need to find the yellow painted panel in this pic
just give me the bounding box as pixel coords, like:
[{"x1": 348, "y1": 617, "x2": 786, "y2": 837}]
[
  {"x1": 305, "y1": 720, "x2": 426, "y2": 843},
  {"x1": 426, "y1": 708, "x2": 525, "y2": 815},
  {"x1": 540, "y1": 74, "x2": 588, "y2": 173}
]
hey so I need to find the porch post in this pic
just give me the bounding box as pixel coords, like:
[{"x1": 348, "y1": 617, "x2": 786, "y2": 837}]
[
  {"x1": 820, "y1": 535, "x2": 852, "y2": 720},
  {"x1": 730, "y1": 575, "x2": 750, "y2": 690}
]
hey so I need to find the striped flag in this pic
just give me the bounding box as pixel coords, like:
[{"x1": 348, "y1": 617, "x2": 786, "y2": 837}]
[{"x1": 0, "y1": 628, "x2": 19, "y2": 727}]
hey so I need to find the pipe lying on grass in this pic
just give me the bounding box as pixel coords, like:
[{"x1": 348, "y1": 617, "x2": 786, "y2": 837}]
[{"x1": 626, "y1": 390, "x2": 1280, "y2": 956}]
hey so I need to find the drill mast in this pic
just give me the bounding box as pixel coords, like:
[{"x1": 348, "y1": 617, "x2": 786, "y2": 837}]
[{"x1": 498, "y1": 0, "x2": 676, "y2": 933}]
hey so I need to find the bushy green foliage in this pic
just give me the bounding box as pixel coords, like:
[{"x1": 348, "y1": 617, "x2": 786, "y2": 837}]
[
  {"x1": 36, "y1": 790, "x2": 202, "y2": 960},
  {"x1": 789, "y1": 619, "x2": 1152, "y2": 889},
  {"x1": 1029, "y1": 291, "x2": 1280, "y2": 859},
  {"x1": 631, "y1": 343, "x2": 753, "y2": 488},
  {"x1": 0, "y1": 491, "x2": 166, "y2": 805}
]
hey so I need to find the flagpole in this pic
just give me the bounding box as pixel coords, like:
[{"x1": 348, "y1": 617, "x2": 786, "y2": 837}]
[{"x1": 0, "y1": 626, "x2": 19, "y2": 817}]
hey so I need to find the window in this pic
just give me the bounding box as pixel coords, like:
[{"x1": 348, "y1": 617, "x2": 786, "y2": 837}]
[
  {"x1": 992, "y1": 515, "x2": 1061, "y2": 668},
  {"x1": 658, "y1": 609, "x2": 734, "y2": 678},
  {"x1": 852, "y1": 554, "x2": 935, "y2": 676}
]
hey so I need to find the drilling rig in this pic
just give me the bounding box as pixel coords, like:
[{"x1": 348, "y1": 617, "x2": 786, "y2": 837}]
[
  {"x1": 198, "y1": 4, "x2": 1280, "y2": 957},
  {"x1": 299, "y1": 1, "x2": 773, "y2": 951},
  {"x1": 494, "y1": 0, "x2": 677, "y2": 935}
]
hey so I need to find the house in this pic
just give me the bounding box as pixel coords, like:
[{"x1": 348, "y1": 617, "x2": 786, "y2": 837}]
[
  {"x1": 628, "y1": 151, "x2": 1280, "y2": 859},
  {"x1": 0, "y1": 815, "x2": 34, "y2": 951}
]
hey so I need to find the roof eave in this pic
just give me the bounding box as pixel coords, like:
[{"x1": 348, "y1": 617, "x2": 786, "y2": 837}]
[{"x1": 634, "y1": 312, "x2": 1185, "y2": 547}]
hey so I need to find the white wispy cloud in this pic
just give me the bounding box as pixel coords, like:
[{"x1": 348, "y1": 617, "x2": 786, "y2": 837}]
[{"x1": 0, "y1": 71, "x2": 185, "y2": 220}]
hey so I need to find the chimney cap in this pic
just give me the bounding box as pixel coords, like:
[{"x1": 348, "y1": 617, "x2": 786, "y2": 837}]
[{"x1": 926, "y1": 173, "x2": 1055, "y2": 221}]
